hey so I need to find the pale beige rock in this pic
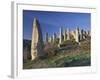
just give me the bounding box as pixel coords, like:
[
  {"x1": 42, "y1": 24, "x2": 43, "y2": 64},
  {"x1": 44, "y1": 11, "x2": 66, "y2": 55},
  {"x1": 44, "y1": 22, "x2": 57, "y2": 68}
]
[
  {"x1": 53, "y1": 33, "x2": 57, "y2": 43},
  {"x1": 50, "y1": 36, "x2": 53, "y2": 43},
  {"x1": 75, "y1": 27, "x2": 80, "y2": 42},
  {"x1": 64, "y1": 29, "x2": 67, "y2": 41},
  {"x1": 67, "y1": 28, "x2": 70, "y2": 40},
  {"x1": 31, "y1": 17, "x2": 45, "y2": 60},
  {"x1": 45, "y1": 32, "x2": 48, "y2": 43},
  {"x1": 59, "y1": 27, "x2": 63, "y2": 44},
  {"x1": 70, "y1": 31, "x2": 76, "y2": 39}
]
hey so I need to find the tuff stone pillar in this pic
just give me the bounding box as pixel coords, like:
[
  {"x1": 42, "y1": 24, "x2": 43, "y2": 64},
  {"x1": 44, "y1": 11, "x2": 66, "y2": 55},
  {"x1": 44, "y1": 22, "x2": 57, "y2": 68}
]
[
  {"x1": 67, "y1": 28, "x2": 70, "y2": 40},
  {"x1": 53, "y1": 33, "x2": 56, "y2": 43},
  {"x1": 64, "y1": 29, "x2": 67, "y2": 41},
  {"x1": 45, "y1": 32, "x2": 48, "y2": 43},
  {"x1": 49, "y1": 36, "x2": 53, "y2": 43},
  {"x1": 75, "y1": 27, "x2": 80, "y2": 42},
  {"x1": 80, "y1": 29, "x2": 83, "y2": 40},
  {"x1": 59, "y1": 27, "x2": 63, "y2": 44},
  {"x1": 31, "y1": 17, "x2": 45, "y2": 60}
]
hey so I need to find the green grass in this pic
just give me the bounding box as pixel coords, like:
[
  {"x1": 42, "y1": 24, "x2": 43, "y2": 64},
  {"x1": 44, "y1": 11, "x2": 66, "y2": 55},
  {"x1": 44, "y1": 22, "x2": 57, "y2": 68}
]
[
  {"x1": 23, "y1": 51, "x2": 90, "y2": 69},
  {"x1": 23, "y1": 38, "x2": 91, "y2": 69}
]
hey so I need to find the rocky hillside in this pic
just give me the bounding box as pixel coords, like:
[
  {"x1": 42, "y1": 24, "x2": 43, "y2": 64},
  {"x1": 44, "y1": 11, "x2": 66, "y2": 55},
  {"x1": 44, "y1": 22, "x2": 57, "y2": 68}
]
[{"x1": 23, "y1": 37, "x2": 91, "y2": 69}]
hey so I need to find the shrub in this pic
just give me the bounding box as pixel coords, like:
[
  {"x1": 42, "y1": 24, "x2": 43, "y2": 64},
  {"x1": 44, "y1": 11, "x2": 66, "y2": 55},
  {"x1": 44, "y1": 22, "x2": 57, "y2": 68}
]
[{"x1": 44, "y1": 42, "x2": 58, "y2": 57}]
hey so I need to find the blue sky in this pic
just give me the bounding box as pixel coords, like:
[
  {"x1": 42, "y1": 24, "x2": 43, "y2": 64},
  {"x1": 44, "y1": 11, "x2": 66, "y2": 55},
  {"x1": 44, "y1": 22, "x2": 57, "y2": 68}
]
[{"x1": 23, "y1": 10, "x2": 91, "y2": 40}]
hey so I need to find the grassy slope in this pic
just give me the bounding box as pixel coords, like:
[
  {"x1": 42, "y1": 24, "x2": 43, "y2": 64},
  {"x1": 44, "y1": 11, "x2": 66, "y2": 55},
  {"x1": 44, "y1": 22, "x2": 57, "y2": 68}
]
[{"x1": 23, "y1": 38, "x2": 91, "y2": 69}]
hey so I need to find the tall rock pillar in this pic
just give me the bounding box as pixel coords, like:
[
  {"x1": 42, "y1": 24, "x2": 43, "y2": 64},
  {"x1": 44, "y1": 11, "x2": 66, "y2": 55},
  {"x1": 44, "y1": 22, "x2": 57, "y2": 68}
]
[
  {"x1": 53, "y1": 33, "x2": 57, "y2": 43},
  {"x1": 45, "y1": 32, "x2": 48, "y2": 43},
  {"x1": 59, "y1": 27, "x2": 63, "y2": 44},
  {"x1": 80, "y1": 29, "x2": 83, "y2": 40},
  {"x1": 75, "y1": 27, "x2": 80, "y2": 43},
  {"x1": 31, "y1": 17, "x2": 45, "y2": 60},
  {"x1": 67, "y1": 28, "x2": 70, "y2": 40},
  {"x1": 64, "y1": 29, "x2": 67, "y2": 41}
]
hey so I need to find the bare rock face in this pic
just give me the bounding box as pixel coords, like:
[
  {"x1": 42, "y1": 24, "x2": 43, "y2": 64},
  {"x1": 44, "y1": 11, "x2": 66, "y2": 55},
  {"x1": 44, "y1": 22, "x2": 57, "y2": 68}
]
[
  {"x1": 67, "y1": 28, "x2": 70, "y2": 40},
  {"x1": 75, "y1": 27, "x2": 80, "y2": 43},
  {"x1": 64, "y1": 29, "x2": 67, "y2": 41},
  {"x1": 59, "y1": 27, "x2": 63, "y2": 44},
  {"x1": 45, "y1": 32, "x2": 49, "y2": 43},
  {"x1": 31, "y1": 17, "x2": 45, "y2": 60}
]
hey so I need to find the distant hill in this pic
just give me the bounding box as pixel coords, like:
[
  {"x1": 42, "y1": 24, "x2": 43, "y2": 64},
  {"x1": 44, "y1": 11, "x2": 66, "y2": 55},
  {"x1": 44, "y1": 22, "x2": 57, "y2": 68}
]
[
  {"x1": 23, "y1": 39, "x2": 31, "y2": 48},
  {"x1": 23, "y1": 39, "x2": 31, "y2": 62}
]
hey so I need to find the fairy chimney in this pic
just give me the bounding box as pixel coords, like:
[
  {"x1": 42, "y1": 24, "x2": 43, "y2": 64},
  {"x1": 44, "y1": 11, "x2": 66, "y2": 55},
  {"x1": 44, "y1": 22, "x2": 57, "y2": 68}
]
[{"x1": 31, "y1": 17, "x2": 45, "y2": 60}]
